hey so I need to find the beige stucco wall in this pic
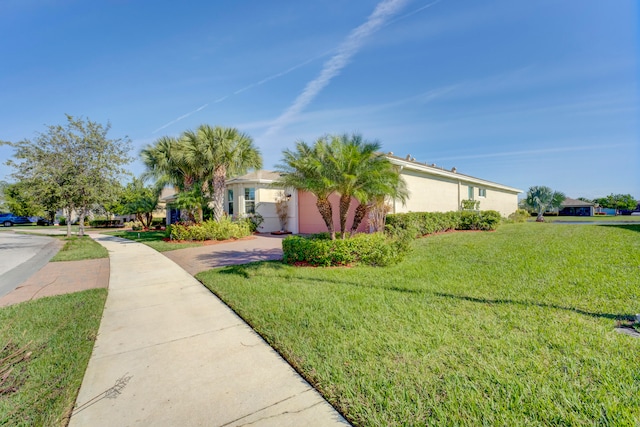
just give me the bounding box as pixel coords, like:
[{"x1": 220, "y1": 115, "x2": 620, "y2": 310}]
[
  {"x1": 392, "y1": 166, "x2": 520, "y2": 218},
  {"x1": 225, "y1": 182, "x2": 298, "y2": 233}
]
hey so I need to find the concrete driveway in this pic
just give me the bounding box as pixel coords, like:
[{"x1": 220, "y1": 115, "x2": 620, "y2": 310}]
[{"x1": 0, "y1": 231, "x2": 63, "y2": 297}]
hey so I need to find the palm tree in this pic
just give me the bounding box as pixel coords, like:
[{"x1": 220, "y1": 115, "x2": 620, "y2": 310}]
[
  {"x1": 142, "y1": 126, "x2": 262, "y2": 223},
  {"x1": 323, "y1": 134, "x2": 408, "y2": 238},
  {"x1": 141, "y1": 136, "x2": 204, "y2": 222},
  {"x1": 349, "y1": 164, "x2": 409, "y2": 234},
  {"x1": 276, "y1": 139, "x2": 337, "y2": 239},
  {"x1": 182, "y1": 125, "x2": 262, "y2": 221},
  {"x1": 524, "y1": 185, "x2": 566, "y2": 222}
]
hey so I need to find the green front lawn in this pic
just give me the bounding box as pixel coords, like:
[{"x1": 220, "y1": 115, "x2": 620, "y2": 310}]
[
  {"x1": 103, "y1": 230, "x2": 203, "y2": 252},
  {"x1": 198, "y1": 223, "x2": 640, "y2": 426},
  {"x1": 0, "y1": 289, "x2": 107, "y2": 426}
]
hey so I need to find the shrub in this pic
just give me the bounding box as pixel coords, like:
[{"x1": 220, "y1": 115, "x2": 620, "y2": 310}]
[
  {"x1": 386, "y1": 210, "x2": 502, "y2": 234},
  {"x1": 508, "y1": 209, "x2": 530, "y2": 223},
  {"x1": 166, "y1": 217, "x2": 252, "y2": 241},
  {"x1": 124, "y1": 220, "x2": 143, "y2": 231},
  {"x1": 478, "y1": 210, "x2": 502, "y2": 231},
  {"x1": 241, "y1": 213, "x2": 264, "y2": 233},
  {"x1": 282, "y1": 232, "x2": 411, "y2": 267}
]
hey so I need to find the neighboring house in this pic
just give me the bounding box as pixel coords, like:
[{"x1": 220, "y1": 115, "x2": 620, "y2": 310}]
[
  {"x1": 559, "y1": 198, "x2": 595, "y2": 216},
  {"x1": 164, "y1": 154, "x2": 522, "y2": 234}
]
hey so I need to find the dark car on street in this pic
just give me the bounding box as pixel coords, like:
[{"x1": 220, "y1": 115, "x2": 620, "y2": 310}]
[
  {"x1": 0, "y1": 213, "x2": 32, "y2": 226},
  {"x1": 36, "y1": 217, "x2": 53, "y2": 226}
]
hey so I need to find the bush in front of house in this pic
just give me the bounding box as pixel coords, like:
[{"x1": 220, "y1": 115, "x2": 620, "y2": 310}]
[
  {"x1": 166, "y1": 217, "x2": 251, "y2": 241},
  {"x1": 508, "y1": 209, "x2": 530, "y2": 223},
  {"x1": 457, "y1": 210, "x2": 502, "y2": 231},
  {"x1": 282, "y1": 232, "x2": 411, "y2": 267},
  {"x1": 386, "y1": 210, "x2": 503, "y2": 235}
]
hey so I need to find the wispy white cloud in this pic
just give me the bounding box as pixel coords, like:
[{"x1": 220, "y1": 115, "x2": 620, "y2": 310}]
[{"x1": 261, "y1": 0, "x2": 411, "y2": 138}]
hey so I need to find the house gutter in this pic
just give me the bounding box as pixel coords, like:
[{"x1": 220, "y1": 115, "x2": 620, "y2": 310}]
[{"x1": 387, "y1": 156, "x2": 522, "y2": 194}]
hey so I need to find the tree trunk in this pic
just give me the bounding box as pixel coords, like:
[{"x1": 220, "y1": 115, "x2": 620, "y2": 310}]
[
  {"x1": 350, "y1": 202, "x2": 368, "y2": 235},
  {"x1": 212, "y1": 166, "x2": 226, "y2": 222},
  {"x1": 65, "y1": 206, "x2": 73, "y2": 238},
  {"x1": 536, "y1": 212, "x2": 545, "y2": 222},
  {"x1": 78, "y1": 209, "x2": 86, "y2": 237},
  {"x1": 338, "y1": 194, "x2": 351, "y2": 239},
  {"x1": 316, "y1": 196, "x2": 335, "y2": 240}
]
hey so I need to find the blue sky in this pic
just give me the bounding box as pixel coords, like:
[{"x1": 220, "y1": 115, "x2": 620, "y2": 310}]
[{"x1": 1, "y1": 0, "x2": 637, "y2": 199}]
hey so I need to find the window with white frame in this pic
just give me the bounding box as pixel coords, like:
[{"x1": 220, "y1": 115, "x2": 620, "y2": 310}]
[
  {"x1": 227, "y1": 189, "x2": 234, "y2": 215},
  {"x1": 468, "y1": 186, "x2": 474, "y2": 200},
  {"x1": 244, "y1": 187, "x2": 255, "y2": 214},
  {"x1": 478, "y1": 188, "x2": 487, "y2": 198}
]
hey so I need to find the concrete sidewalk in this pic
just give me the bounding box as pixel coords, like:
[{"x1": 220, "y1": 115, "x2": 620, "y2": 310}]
[{"x1": 70, "y1": 234, "x2": 349, "y2": 426}]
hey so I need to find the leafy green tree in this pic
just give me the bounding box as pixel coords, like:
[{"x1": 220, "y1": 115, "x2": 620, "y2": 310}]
[
  {"x1": 523, "y1": 186, "x2": 566, "y2": 222},
  {"x1": 119, "y1": 178, "x2": 160, "y2": 229},
  {"x1": 276, "y1": 139, "x2": 337, "y2": 239},
  {"x1": 7, "y1": 115, "x2": 131, "y2": 237},
  {"x1": 594, "y1": 194, "x2": 637, "y2": 211},
  {"x1": 3, "y1": 181, "x2": 43, "y2": 217}
]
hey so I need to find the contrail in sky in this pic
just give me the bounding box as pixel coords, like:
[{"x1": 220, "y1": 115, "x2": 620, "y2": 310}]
[
  {"x1": 262, "y1": 0, "x2": 411, "y2": 137},
  {"x1": 436, "y1": 143, "x2": 634, "y2": 161},
  {"x1": 153, "y1": 0, "x2": 437, "y2": 135}
]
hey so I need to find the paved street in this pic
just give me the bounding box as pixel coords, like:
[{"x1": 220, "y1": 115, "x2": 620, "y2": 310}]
[{"x1": 0, "y1": 231, "x2": 62, "y2": 297}]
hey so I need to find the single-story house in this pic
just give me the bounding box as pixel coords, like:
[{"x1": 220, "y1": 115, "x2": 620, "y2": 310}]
[
  {"x1": 559, "y1": 198, "x2": 595, "y2": 216},
  {"x1": 216, "y1": 154, "x2": 521, "y2": 234}
]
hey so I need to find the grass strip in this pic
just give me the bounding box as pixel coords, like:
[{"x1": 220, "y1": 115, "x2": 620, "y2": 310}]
[
  {"x1": 50, "y1": 236, "x2": 109, "y2": 261},
  {"x1": 103, "y1": 230, "x2": 203, "y2": 252},
  {"x1": 0, "y1": 289, "x2": 107, "y2": 426},
  {"x1": 198, "y1": 223, "x2": 640, "y2": 426}
]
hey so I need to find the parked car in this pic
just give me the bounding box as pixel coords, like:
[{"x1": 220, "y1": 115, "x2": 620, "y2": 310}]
[
  {"x1": 0, "y1": 213, "x2": 32, "y2": 227},
  {"x1": 36, "y1": 217, "x2": 53, "y2": 226}
]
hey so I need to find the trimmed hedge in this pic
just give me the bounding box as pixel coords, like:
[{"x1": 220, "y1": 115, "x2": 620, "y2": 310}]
[
  {"x1": 282, "y1": 232, "x2": 411, "y2": 267},
  {"x1": 167, "y1": 217, "x2": 252, "y2": 241},
  {"x1": 386, "y1": 210, "x2": 502, "y2": 236}
]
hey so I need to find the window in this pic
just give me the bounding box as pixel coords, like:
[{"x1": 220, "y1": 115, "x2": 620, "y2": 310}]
[
  {"x1": 479, "y1": 188, "x2": 487, "y2": 198},
  {"x1": 244, "y1": 187, "x2": 255, "y2": 214},
  {"x1": 227, "y1": 189, "x2": 234, "y2": 215},
  {"x1": 468, "y1": 186, "x2": 474, "y2": 200}
]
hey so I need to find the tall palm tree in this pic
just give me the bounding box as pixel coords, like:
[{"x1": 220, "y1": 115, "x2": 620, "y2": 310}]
[
  {"x1": 276, "y1": 139, "x2": 338, "y2": 239},
  {"x1": 323, "y1": 134, "x2": 408, "y2": 238},
  {"x1": 141, "y1": 136, "x2": 204, "y2": 221},
  {"x1": 182, "y1": 125, "x2": 262, "y2": 221},
  {"x1": 142, "y1": 126, "x2": 262, "y2": 223},
  {"x1": 349, "y1": 164, "x2": 409, "y2": 234},
  {"x1": 524, "y1": 185, "x2": 566, "y2": 222}
]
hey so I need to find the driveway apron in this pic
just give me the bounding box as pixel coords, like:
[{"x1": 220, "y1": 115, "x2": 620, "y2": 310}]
[{"x1": 70, "y1": 234, "x2": 348, "y2": 427}]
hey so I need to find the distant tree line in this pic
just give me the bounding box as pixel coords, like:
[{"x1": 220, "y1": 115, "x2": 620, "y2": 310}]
[{"x1": 578, "y1": 194, "x2": 638, "y2": 211}]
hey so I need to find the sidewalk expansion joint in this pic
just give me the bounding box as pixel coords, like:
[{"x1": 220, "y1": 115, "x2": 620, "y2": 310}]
[{"x1": 93, "y1": 323, "x2": 245, "y2": 360}]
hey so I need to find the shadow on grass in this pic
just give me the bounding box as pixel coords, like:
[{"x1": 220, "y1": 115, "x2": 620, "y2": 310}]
[
  {"x1": 216, "y1": 261, "x2": 287, "y2": 279},
  {"x1": 599, "y1": 224, "x2": 640, "y2": 234},
  {"x1": 433, "y1": 292, "x2": 635, "y2": 321}
]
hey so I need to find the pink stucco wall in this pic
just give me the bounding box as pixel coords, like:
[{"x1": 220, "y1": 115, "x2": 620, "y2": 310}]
[{"x1": 298, "y1": 191, "x2": 368, "y2": 234}]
